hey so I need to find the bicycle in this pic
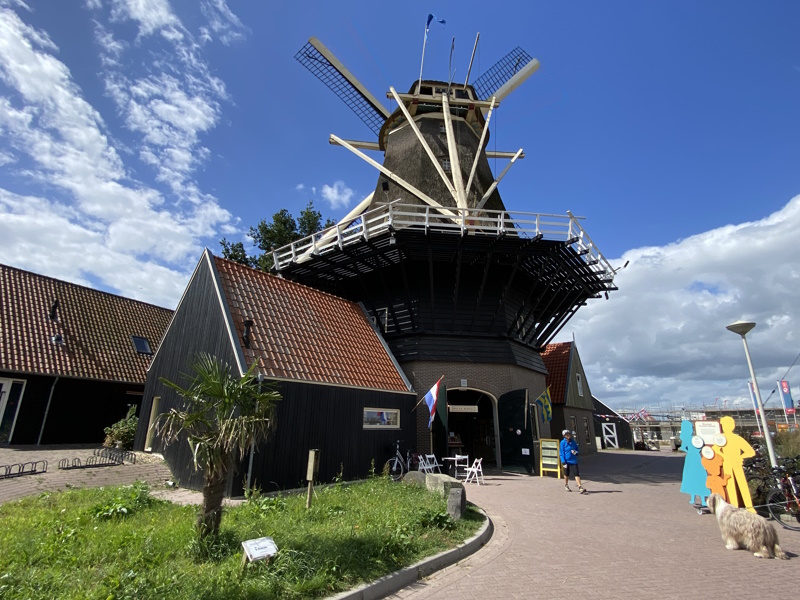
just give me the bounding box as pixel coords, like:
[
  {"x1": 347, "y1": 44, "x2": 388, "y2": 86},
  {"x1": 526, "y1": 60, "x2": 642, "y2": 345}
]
[
  {"x1": 765, "y1": 461, "x2": 800, "y2": 531},
  {"x1": 384, "y1": 440, "x2": 419, "y2": 481}
]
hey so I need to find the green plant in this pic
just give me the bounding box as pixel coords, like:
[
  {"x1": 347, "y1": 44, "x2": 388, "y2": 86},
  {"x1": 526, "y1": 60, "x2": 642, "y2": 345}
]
[
  {"x1": 418, "y1": 508, "x2": 455, "y2": 531},
  {"x1": 91, "y1": 482, "x2": 155, "y2": 520},
  {"x1": 775, "y1": 430, "x2": 800, "y2": 458},
  {"x1": 103, "y1": 406, "x2": 138, "y2": 449},
  {"x1": 157, "y1": 353, "x2": 282, "y2": 540}
]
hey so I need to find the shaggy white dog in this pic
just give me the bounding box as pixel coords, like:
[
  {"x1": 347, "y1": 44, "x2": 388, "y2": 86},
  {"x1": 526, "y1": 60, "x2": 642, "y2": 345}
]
[{"x1": 707, "y1": 493, "x2": 788, "y2": 559}]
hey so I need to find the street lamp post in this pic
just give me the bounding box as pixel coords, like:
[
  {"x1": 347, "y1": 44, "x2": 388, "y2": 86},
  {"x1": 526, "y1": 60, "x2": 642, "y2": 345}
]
[{"x1": 725, "y1": 320, "x2": 778, "y2": 468}]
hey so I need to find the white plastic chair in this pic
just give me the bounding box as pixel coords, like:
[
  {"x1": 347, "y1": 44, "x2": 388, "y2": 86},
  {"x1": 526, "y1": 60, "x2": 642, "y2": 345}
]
[
  {"x1": 417, "y1": 454, "x2": 434, "y2": 473},
  {"x1": 424, "y1": 454, "x2": 442, "y2": 473},
  {"x1": 463, "y1": 457, "x2": 484, "y2": 485},
  {"x1": 454, "y1": 454, "x2": 469, "y2": 479}
]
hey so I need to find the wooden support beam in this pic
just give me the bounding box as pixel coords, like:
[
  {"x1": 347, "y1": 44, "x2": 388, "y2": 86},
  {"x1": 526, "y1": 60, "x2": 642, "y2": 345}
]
[
  {"x1": 476, "y1": 148, "x2": 524, "y2": 210},
  {"x1": 441, "y1": 94, "x2": 468, "y2": 209},
  {"x1": 465, "y1": 96, "x2": 495, "y2": 199},
  {"x1": 389, "y1": 86, "x2": 458, "y2": 204},
  {"x1": 330, "y1": 134, "x2": 459, "y2": 222}
]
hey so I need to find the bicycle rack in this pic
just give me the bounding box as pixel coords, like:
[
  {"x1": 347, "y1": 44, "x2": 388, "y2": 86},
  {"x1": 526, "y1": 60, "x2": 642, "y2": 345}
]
[
  {"x1": 93, "y1": 447, "x2": 136, "y2": 464},
  {"x1": 57, "y1": 455, "x2": 120, "y2": 470},
  {"x1": 0, "y1": 460, "x2": 48, "y2": 479}
]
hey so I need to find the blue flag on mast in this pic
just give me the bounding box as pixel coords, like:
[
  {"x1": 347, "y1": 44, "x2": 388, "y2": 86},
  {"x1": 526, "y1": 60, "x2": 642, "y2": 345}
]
[{"x1": 425, "y1": 14, "x2": 446, "y2": 38}]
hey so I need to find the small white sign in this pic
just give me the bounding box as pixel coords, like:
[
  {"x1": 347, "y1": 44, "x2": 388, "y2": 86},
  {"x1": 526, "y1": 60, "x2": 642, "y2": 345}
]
[
  {"x1": 460, "y1": 379, "x2": 468, "y2": 387},
  {"x1": 242, "y1": 537, "x2": 278, "y2": 563},
  {"x1": 449, "y1": 405, "x2": 478, "y2": 413},
  {"x1": 521, "y1": 448, "x2": 530, "y2": 456}
]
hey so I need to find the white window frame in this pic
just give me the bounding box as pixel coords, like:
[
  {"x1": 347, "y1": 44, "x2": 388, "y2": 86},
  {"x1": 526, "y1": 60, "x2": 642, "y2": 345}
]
[{"x1": 363, "y1": 408, "x2": 400, "y2": 430}]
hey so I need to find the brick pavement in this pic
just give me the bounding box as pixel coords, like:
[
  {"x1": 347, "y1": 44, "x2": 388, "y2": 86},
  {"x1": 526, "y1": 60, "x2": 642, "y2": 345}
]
[
  {"x1": 385, "y1": 448, "x2": 800, "y2": 599},
  {"x1": 0, "y1": 445, "x2": 174, "y2": 505}
]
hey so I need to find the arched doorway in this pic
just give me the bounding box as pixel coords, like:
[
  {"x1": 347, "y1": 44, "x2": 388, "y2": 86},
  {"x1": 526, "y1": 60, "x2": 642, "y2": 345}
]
[{"x1": 445, "y1": 388, "x2": 500, "y2": 467}]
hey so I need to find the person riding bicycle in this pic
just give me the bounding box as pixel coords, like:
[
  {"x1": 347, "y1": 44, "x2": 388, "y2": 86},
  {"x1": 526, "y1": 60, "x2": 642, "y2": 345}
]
[{"x1": 560, "y1": 429, "x2": 586, "y2": 493}]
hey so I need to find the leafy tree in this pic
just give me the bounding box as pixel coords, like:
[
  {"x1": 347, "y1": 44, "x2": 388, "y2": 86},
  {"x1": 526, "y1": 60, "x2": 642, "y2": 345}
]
[
  {"x1": 219, "y1": 238, "x2": 253, "y2": 267},
  {"x1": 156, "y1": 354, "x2": 281, "y2": 540},
  {"x1": 219, "y1": 200, "x2": 335, "y2": 271}
]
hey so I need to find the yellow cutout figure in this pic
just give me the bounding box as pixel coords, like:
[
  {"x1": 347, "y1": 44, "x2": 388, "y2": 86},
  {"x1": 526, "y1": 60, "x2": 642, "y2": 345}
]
[{"x1": 717, "y1": 416, "x2": 756, "y2": 512}]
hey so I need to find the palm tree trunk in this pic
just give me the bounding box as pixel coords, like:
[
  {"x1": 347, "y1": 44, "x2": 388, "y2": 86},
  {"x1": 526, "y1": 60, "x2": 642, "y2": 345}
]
[{"x1": 198, "y1": 467, "x2": 228, "y2": 539}]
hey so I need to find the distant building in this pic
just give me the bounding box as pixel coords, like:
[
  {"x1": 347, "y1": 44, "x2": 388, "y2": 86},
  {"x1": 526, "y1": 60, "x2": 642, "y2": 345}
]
[
  {"x1": 0, "y1": 263, "x2": 172, "y2": 445},
  {"x1": 592, "y1": 396, "x2": 633, "y2": 450},
  {"x1": 541, "y1": 341, "x2": 597, "y2": 456}
]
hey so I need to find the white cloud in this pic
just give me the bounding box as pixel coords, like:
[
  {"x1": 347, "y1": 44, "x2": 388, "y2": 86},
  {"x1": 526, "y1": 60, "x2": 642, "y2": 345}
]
[
  {"x1": 295, "y1": 183, "x2": 304, "y2": 191},
  {"x1": 199, "y1": 0, "x2": 249, "y2": 46},
  {"x1": 556, "y1": 194, "x2": 800, "y2": 411},
  {"x1": 0, "y1": 189, "x2": 187, "y2": 306},
  {"x1": 321, "y1": 180, "x2": 353, "y2": 210},
  {"x1": 108, "y1": 0, "x2": 179, "y2": 38},
  {"x1": 0, "y1": 1, "x2": 241, "y2": 308}
]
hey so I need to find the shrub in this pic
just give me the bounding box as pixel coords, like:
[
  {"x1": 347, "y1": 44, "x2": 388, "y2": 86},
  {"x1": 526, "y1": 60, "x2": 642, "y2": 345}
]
[
  {"x1": 103, "y1": 406, "x2": 138, "y2": 449},
  {"x1": 775, "y1": 429, "x2": 800, "y2": 458}
]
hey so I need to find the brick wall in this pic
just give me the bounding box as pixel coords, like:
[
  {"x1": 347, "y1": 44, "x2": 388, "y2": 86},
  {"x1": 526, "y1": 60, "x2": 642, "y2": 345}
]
[{"x1": 401, "y1": 360, "x2": 547, "y2": 454}]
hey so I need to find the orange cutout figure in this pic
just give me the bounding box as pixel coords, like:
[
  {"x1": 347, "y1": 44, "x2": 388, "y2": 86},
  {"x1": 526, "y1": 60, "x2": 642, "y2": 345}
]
[
  {"x1": 717, "y1": 416, "x2": 756, "y2": 512},
  {"x1": 701, "y1": 448, "x2": 729, "y2": 501}
]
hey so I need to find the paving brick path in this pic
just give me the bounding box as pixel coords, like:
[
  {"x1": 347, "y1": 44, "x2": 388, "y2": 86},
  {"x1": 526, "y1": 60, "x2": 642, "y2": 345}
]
[
  {"x1": 3, "y1": 445, "x2": 797, "y2": 599},
  {"x1": 387, "y1": 448, "x2": 800, "y2": 599},
  {"x1": 0, "y1": 445, "x2": 173, "y2": 504}
]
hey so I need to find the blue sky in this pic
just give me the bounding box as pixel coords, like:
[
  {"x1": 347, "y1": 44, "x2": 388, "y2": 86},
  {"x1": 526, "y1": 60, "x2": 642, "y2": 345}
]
[{"x1": 1, "y1": 0, "x2": 799, "y2": 412}]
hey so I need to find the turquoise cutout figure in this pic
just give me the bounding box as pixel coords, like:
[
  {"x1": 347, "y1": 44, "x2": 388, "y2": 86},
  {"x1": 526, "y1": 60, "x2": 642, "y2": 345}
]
[{"x1": 679, "y1": 420, "x2": 710, "y2": 506}]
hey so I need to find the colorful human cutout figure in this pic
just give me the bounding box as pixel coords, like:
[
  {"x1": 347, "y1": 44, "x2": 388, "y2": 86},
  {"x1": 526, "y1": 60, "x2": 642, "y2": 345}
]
[
  {"x1": 679, "y1": 420, "x2": 710, "y2": 506},
  {"x1": 717, "y1": 416, "x2": 756, "y2": 512},
  {"x1": 701, "y1": 446, "x2": 729, "y2": 500}
]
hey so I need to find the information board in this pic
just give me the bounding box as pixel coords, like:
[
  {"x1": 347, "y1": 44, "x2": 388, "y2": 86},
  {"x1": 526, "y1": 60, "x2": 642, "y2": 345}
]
[
  {"x1": 539, "y1": 438, "x2": 562, "y2": 478},
  {"x1": 695, "y1": 421, "x2": 721, "y2": 445}
]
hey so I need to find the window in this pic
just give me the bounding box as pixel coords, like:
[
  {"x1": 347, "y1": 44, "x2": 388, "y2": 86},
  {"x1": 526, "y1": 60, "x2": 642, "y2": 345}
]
[
  {"x1": 132, "y1": 336, "x2": 153, "y2": 355},
  {"x1": 583, "y1": 416, "x2": 591, "y2": 444},
  {"x1": 370, "y1": 308, "x2": 388, "y2": 331},
  {"x1": 441, "y1": 158, "x2": 451, "y2": 171},
  {"x1": 576, "y1": 373, "x2": 584, "y2": 397},
  {"x1": 439, "y1": 123, "x2": 446, "y2": 134},
  {"x1": 363, "y1": 408, "x2": 400, "y2": 429}
]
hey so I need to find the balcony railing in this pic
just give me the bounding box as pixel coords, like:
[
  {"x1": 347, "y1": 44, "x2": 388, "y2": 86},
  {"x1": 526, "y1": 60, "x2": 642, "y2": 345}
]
[{"x1": 272, "y1": 202, "x2": 615, "y2": 283}]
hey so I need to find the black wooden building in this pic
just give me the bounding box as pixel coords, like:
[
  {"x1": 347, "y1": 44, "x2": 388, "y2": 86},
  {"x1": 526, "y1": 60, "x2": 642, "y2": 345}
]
[
  {"x1": 134, "y1": 250, "x2": 415, "y2": 495},
  {"x1": 0, "y1": 263, "x2": 172, "y2": 445}
]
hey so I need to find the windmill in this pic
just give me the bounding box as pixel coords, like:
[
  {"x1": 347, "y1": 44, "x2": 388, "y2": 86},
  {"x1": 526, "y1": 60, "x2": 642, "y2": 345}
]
[
  {"x1": 293, "y1": 37, "x2": 539, "y2": 219},
  {"x1": 275, "y1": 32, "x2": 617, "y2": 468}
]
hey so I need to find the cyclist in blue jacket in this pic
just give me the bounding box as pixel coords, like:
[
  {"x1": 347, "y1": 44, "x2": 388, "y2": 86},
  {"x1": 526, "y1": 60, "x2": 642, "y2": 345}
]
[{"x1": 560, "y1": 429, "x2": 586, "y2": 493}]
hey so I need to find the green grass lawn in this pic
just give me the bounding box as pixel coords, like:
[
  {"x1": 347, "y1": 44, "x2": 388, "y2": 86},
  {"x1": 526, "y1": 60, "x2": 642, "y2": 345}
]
[{"x1": 0, "y1": 478, "x2": 484, "y2": 600}]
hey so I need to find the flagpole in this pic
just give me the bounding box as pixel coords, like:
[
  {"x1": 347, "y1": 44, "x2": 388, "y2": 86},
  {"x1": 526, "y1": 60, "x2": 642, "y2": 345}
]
[{"x1": 417, "y1": 20, "x2": 428, "y2": 95}]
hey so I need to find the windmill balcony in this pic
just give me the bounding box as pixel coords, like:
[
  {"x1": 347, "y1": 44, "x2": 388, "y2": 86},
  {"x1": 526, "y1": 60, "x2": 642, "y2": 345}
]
[{"x1": 272, "y1": 201, "x2": 614, "y2": 282}]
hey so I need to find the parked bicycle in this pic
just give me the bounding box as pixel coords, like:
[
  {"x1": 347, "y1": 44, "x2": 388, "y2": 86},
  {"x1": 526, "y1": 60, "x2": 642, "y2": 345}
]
[
  {"x1": 384, "y1": 440, "x2": 420, "y2": 481},
  {"x1": 765, "y1": 460, "x2": 800, "y2": 531}
]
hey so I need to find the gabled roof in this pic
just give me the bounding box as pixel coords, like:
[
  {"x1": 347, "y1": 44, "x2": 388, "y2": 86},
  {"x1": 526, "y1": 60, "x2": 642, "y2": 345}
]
[
  {"x1": 541, "y1": 341, "x2": 572, "y2": 404},
  {"x1": 212, "y1": 255, "x2": 411, "y2": 393},
  {"x1": 0, "y1": 263, "x2": 173, "y2": 383}
]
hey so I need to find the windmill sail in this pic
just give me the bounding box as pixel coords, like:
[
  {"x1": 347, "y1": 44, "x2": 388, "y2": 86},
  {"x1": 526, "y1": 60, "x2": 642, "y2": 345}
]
[
  {"x1": 295, "y1": 37, "x2": 390, "y2": 136},
  {"x1": 472, "y1": 47, "x2": 537, "y2": 101}
]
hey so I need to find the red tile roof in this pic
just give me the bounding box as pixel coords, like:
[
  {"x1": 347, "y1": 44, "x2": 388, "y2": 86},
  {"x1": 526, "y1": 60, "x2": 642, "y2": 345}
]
[
  {"x1": 541, "y1": 341, "x2": 572, "y2": 404},
  {"x1": 213, "y1": 256, "x2": 410, "y2": 392},
  {"x1": 0, "y1": 263, "x2": 173, "y2": 383}
]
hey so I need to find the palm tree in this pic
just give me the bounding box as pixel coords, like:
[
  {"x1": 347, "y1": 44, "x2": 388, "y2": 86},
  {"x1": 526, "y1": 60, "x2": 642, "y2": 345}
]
[{"x1": 156, "y1": 353, "x2": 280, "y2": 539}]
